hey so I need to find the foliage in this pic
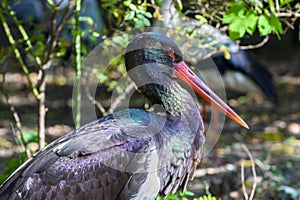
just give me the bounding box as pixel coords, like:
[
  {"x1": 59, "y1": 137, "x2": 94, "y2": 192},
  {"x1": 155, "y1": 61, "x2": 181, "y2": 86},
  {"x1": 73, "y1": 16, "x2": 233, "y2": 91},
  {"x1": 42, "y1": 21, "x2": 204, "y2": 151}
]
[
  {"x1": 100, "y1": 0, "x2": 161, "y2": 33},
  {"x1": 197, "y1": 195, "x2": 217, "y2": 200},
  {"x1": 0, "y1": 152, "x2": 27, "y2": 184},
  {"x1": 156, "y1": 189, "x2": 217, "y2": 200},
  {"x1": 181, "y1": 0, "x2": 299, "y2": 40},
  {"x1": 0, "y1": 129, "x2": 39, "y2": 185},
  {"x1": 17, "y1": 130, "x2": 39, "y2": 144},
  {"x1": 222, "y1": 1, "x2": 283, "y2": 40}
]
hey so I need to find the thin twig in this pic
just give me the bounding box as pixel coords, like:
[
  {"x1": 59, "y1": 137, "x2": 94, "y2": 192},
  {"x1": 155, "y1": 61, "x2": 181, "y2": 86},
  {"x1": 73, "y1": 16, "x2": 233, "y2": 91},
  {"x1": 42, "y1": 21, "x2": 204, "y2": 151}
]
[
  {"x1": 275, "y1": 12, "x2": 300, "y2": 18},
  {"x1": 242, "y1": 144, "x2": 257, "y2": 200},
  {"x1": 0, "y1": 74, "x2": 31, "y2": 158},
  {"x1": 282, "y1": 18, "x2": 296, "y2": 32},
  {"x1": 240, "y1": 36, "x2": 270, "y2": 50},
  {"x1": 108, "y1": 82, "x2": 136, "y2": 114},
  {"x1": 255, "y1": 156, "x2": 282, "y2": 182},
  {"x1": 43, "y1": 1, "x2": 74, "y2": 64},
  {"x1": 10, "y1": 124, "x2": 31, "y2": 159},
  {"x1": 241, "y1": 161, "x2": 248, "y2": 200},
  {"x1": 85, "y1": 85, "x2": 107, "y2": 116},
  {"x1": 275, "y1": 0, "x2": 280, "y2": 13}
]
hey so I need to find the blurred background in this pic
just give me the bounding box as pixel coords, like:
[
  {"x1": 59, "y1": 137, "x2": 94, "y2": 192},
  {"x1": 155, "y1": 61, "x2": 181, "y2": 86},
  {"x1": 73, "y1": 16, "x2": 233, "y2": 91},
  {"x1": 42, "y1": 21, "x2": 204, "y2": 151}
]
[{"x1": 0, "y1": 0, "x2": 299, "y2": 199}]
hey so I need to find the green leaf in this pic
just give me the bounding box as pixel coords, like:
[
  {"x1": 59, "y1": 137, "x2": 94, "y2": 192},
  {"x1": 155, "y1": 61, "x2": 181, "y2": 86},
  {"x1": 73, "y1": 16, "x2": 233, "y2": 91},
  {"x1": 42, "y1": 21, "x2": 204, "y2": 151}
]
[
  {"x1": 136, "y1": 13, "x2": 144, "y2": 19},
  {"x1": 155, "y1": 0, "x2": 163, "y2": 7},
  {"x1": 124, "y1": 10, "x2": 135, "y2": 20},
  {"x1": 258, "y1": 14, "x2": 272, "y2": 36},
  {"x1": 228, "y1": 19, "x2": 246, "y2": 40},
  {"x1": 223, "y1": 3, "x2": 258, "y2": 39},
  {"x1": 222, "y1": 3, "x2": 245, "y2": 24},
  {"x1": 123, "y1": 0, "x2": 132, "y2": 6},
  {"x1": 174, "y1": 0, "x2": 183, "y2": 11},
  {"x1": 222, "y1": 13, "x2": 235, "y2": 24},
  {"x1": 135, "y1": 14, "x2": 151, "y2": 27},
  {"x1": 195, "y1": 15, "x2": 207, "y2": 25},
  {"x1": 236, "y1": 9, "x2": 246, "y2": 18},
  {"x1": 197, "y1": 195, "x2": 217, "y2": 200},
  {"x1": 245, "y1": 10, "x2": 258, "y2": 35},
  {"x1": 79, "y1": 16, "x2": 94, "y2": 25},
  {"x1": 128, "y1": 3, "x2": 137, "y2": 10},
  {"x1": 0, "y1": 152, "x2": 27, "y2": 184},
  {"x1": 144, "y1": 11, "x2": 153, "y2": 18},
  {"x1": 283, "y1": 136, "x2": 296, "y2": 145},
  {"x1": 237, "y1": 96, "x2": 247, "y2": 104},
  {"x1": 134, "y1": 19, "x2": 143, "y2": 28},
  {"x1": 112, "y1": 35, "x2": 128, "y2": 48},
  {"x1": 34, "y1": 41, "x2": 46, "y2": 57},
  {"x1": 257, "y1": 13, "x2": 283, "y2": 38},
  {"x1": 226, "y1": 3, "x2": 245, "y2": 15},
  {"x1": 183, "y1": 190, "x2": 195, "y2": 196},
  {"x1": 142, "y1": 17, "x2": 151, "y2": 26},
  {"x1": 18, "y1": 130, "x2": 38, "y2": 144},
  {"x1": 280, "y1": 0, "x2": 293, "y2": 6},
  {"x1": 269, "y1": 13, "x2": 283, "y2": 37}
]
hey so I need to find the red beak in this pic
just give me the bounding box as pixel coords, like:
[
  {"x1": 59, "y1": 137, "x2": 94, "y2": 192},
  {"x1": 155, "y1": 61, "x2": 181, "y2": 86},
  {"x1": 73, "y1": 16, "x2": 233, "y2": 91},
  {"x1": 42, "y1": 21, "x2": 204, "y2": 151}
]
[{"x1": 173, "y1": 61, "x2": 249, "y2": 129}]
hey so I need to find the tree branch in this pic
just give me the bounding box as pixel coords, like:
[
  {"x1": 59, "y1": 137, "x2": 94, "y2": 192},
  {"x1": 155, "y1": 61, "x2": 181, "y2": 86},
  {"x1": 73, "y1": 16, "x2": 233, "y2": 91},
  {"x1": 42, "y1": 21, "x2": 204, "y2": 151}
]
[
  {"x1": 240, "y1": 36, "x2": 270, "y2": 50},
  {"x1": 108, "y1": 81, "x2": 136, "y2": 114},
  {"x1": 241, "y1": 144, "x2": 257, "y2": 200},
  {"x1": 85, "y1": 85, "x2": 107, "y2": 116}
]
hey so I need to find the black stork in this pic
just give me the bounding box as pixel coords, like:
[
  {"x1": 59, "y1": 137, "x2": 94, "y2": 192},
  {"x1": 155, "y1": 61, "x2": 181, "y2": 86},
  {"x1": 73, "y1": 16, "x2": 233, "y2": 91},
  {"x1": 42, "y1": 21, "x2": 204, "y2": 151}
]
[{"x1": 0, "y1": 32, "x2": 248, "y2": 200}]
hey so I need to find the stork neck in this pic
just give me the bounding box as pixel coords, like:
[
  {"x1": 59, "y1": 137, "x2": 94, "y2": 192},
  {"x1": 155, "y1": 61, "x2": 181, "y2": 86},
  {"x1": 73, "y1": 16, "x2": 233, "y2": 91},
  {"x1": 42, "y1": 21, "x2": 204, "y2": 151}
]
[{"x1": 140, "y1": 80, "x2": 202, "y2": 127}]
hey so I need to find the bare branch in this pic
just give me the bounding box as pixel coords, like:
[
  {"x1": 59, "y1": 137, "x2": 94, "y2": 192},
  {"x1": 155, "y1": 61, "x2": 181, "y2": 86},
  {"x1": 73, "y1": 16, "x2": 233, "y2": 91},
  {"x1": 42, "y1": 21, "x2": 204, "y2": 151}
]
[
  {"x1": 241, "y1": 161, "x2": 248, "y2": 200},
  {"x1": 240, "y1": 36, "x2": 270, "y2": 50},
  {"x1": 36, "y1": 1, "x2": 74, "y2": 149},
  {"x1": 43, "y1": 1, "x2": 74, "y2": 65},
  {"x1": 0, "y1": 74, "x2": 31, "y2": 158},
  {"x1": 37, "y1": 61, "x2": 51, "y2": 149},
  {"x1": 275, "y1": 12, "x2": 300, "y2": 18},
  {"x1": 242, "y1": 144, "x2": 257, "y2": 200},
  {"x1": 85, "y1": 85, "x2": 107, "y2": 116},
  {"x1": 108, "y1": 82, "x2": 136, "y2": 114},
  {"x1": 10, "y1": 124, "x2": 31, "y2": 160}
]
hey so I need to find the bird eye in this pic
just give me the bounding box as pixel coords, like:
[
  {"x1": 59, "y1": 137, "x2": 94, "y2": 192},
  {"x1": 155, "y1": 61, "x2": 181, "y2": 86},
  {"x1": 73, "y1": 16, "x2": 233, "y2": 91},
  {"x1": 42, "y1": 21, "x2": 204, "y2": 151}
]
[{"x1": 165, "y1": 47, "x2": 175, "y2": 61}]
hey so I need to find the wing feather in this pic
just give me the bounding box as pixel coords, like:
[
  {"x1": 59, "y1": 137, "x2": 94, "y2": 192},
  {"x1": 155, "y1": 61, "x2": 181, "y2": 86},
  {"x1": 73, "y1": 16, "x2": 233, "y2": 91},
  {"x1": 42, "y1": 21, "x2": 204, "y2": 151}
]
[
  {"x1": 0, "y1": 108, "x2": 204, "y2": 199},
  {"x1": 0, "y1": 109, "x2": 162, "y2": 199}
]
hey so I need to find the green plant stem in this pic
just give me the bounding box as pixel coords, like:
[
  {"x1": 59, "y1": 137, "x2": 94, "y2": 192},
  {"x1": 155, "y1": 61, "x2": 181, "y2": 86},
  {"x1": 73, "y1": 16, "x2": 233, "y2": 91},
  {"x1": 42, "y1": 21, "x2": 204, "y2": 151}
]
[
  {"x1": 6, "y1": 4, "x2": 42, "y2": 67},
  {"x1": 46, "y1": 0, "x2": 56, "y2": 8},
  {"x1": 75, "y1": 0, "x2": 82, "y2": 128},
  {"x1": 0, "y1": 6, "x2": 40, "y2": 99}
]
